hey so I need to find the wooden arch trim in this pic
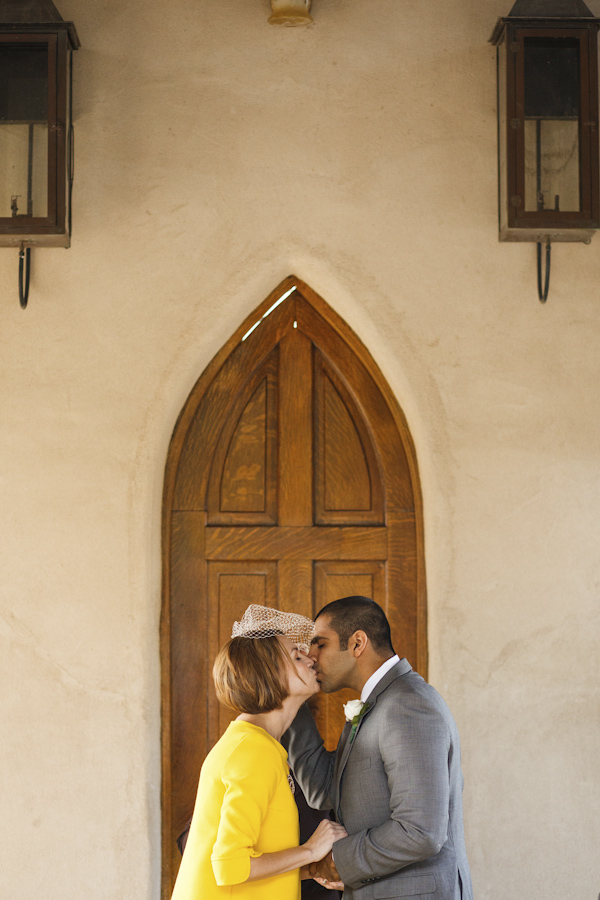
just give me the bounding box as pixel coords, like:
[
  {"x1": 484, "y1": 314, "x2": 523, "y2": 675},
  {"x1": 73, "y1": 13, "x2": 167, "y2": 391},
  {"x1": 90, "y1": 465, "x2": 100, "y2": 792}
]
[{"x1": 160, "y1": 275, "x2": 427, "y2": 897}]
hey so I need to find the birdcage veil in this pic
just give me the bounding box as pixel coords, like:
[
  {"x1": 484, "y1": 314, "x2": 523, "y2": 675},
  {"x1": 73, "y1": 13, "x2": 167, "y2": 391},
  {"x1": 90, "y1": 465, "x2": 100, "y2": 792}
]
[{"x1": 231, "y1": 604, "x2": 315, "y2": 653}]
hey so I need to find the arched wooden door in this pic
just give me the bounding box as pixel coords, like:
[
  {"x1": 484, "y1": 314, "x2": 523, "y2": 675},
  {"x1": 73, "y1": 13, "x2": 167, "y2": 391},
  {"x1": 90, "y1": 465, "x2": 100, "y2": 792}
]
[{"x1": 161, "y1": 276, "x2": 427, "y2": 896}]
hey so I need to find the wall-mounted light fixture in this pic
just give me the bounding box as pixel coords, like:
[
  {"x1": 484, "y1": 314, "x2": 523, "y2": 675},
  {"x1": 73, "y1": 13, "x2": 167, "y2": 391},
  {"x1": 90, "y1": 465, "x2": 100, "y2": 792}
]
[
  {"x1": 269, "y1": 0, "x2": 313, "y2": 27},
  {"x1": 0, "y1": 0, "x2": 79, "y2": 308},
  {"x1": 490, "y1": 0, "x2": 600, "y2": 301}
]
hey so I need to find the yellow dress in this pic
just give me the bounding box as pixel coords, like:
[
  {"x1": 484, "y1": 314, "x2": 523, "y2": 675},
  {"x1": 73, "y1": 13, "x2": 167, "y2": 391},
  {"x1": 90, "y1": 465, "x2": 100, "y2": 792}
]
[{"x1": 171, "y1": 720, "x2": 301, "y2": 900}]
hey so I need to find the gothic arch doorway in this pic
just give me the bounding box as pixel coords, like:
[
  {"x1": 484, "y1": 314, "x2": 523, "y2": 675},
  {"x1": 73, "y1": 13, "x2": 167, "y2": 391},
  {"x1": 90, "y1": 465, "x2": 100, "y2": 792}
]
[{"x1": 160, "y1": 276, "x2": 427, "y2": 896}]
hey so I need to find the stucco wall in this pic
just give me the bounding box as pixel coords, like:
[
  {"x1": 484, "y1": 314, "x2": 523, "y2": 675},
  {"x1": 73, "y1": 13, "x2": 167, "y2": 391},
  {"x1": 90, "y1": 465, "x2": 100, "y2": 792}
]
[{"x1": 1, "y1": 1, "x2": 599, "y2": 898}]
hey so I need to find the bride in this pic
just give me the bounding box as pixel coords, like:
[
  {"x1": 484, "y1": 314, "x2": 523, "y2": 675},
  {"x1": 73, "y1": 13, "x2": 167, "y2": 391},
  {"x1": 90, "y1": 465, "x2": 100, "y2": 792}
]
[{"x1": 171, "y1": 605, "x2": 346, "y2": 900}]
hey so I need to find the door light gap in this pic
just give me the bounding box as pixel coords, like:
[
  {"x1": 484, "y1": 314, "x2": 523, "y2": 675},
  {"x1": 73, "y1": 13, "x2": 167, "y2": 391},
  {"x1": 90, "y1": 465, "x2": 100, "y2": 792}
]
[{"x1": 242, "y1": 286, "x2": 297, "y2": 341}]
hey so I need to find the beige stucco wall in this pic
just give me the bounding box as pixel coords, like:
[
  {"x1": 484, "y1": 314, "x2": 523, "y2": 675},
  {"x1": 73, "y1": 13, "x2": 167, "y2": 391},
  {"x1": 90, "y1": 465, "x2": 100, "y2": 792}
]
[{"x1": 1, "y1": 1, "x2": 599, "y2": 898}]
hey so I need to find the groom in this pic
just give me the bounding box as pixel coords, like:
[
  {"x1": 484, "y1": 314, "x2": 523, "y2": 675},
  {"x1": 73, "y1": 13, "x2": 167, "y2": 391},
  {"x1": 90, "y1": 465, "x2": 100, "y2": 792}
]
[{"x1": 283, "y1": 596, "x2": 474, "y2": 899}]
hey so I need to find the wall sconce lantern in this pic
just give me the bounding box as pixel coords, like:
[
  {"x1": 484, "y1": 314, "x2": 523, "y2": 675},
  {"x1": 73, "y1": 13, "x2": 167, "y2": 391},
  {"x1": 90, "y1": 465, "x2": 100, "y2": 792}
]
[
  {"x1": 269, "y1": 0, "x2": 313, "y2": 27},
  {"x1": 490, "y1": 0, "x2": 600, "y2": 301},
  {"x1": 0, "y1": 0, "x2": 80, "y2": 308}
]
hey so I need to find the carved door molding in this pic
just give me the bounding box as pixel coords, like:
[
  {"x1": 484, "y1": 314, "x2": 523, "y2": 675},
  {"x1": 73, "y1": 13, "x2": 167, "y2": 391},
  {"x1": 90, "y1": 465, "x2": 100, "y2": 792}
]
[{"x1": 160, "y1": 276, "x2": 427, "y2": 896}]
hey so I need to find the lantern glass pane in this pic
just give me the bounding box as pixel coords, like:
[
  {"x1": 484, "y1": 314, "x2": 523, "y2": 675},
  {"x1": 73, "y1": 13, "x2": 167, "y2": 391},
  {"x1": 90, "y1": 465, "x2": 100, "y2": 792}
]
[
  {"x1": 523, "y1": 37, "x2": 580, "y2": 213},
  {"x1": 0, "y1": 45, "x2": 48, "y2": 219}
]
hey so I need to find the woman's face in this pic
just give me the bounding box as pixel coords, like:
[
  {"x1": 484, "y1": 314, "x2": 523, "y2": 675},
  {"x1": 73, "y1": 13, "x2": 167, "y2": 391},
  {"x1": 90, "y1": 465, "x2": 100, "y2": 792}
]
[{"x1": 278, "y1": 635, "x2": 320, "y2": 699}]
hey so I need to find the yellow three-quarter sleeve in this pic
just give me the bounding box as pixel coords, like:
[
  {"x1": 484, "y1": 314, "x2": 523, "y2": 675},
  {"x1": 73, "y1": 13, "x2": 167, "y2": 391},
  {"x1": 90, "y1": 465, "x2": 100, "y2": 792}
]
[{"x1": 211, "y1": 733, "x2": 283, "y2": 887}]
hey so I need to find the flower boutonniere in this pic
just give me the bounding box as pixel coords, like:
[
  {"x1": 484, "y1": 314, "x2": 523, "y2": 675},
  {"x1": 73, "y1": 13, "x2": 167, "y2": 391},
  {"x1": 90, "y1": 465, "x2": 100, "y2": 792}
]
[{"x1": 343, "y1": 699, "x2": 371, "y2": 744}]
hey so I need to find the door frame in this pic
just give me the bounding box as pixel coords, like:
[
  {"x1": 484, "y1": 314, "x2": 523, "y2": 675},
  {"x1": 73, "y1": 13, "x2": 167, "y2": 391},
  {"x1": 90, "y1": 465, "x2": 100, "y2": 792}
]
[{"x1": 160, "y1": 275, "x2": 427, "y2": 898}]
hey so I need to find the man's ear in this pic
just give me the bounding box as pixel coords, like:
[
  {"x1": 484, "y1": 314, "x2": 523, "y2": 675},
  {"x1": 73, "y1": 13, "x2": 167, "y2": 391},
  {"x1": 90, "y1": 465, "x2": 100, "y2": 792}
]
[{"x1": 350, "y1": 630, "x2": 368, "y2": 658}]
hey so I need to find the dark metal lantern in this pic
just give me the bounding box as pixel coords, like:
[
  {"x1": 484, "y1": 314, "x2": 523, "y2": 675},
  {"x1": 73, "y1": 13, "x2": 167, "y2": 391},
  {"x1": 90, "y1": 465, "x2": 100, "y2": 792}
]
[
  {"x1": 0, "y1": 0, "x2": 79, "y2": 307},
  {"x1": 491, "y1": 0, "x2": 600, "y2": 248}
]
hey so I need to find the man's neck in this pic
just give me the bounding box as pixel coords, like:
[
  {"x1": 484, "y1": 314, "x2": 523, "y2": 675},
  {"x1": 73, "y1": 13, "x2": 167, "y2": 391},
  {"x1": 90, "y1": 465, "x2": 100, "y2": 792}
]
[{"x1": 356, "y1": 652, "x2": 395, "y2": 695}]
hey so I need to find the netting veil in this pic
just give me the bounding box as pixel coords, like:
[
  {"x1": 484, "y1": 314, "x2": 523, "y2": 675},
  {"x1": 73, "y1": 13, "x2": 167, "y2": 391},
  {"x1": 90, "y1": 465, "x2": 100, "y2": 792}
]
[{"x1": 231, "y1": 604, "x2": 315, "y2": 653}]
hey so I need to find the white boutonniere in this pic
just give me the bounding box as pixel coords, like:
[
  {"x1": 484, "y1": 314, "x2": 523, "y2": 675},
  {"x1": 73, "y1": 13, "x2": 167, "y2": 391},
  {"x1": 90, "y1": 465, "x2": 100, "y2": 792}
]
[
  {"x1": 343, "y1": 699, "x2": 371, "y2": 743},
  {"x1": 343, "y1": 699, "x2": 364, "y2": 722}
]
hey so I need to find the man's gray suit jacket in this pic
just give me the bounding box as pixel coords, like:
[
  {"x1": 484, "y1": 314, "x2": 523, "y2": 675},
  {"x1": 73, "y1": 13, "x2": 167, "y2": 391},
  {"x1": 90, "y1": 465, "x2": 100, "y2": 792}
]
[{"x1": 283, "y1": 659, "x2": 474, "y2": 900}]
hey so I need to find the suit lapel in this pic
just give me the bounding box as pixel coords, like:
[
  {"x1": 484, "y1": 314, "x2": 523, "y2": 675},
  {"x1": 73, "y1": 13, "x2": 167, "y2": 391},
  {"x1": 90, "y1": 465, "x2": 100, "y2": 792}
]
[
  {"x1": 333, "y1": 721, "x2": 352, "y2": 823},
  {"x1": 333, "y1": 658, "x2": 413, "y2": 820},
  {"x1": 334, "y1": 721, "x2": 352, "y2": 783},
  {"x1": 335, "y1": 720, "x2": 357, "y2": 784}
]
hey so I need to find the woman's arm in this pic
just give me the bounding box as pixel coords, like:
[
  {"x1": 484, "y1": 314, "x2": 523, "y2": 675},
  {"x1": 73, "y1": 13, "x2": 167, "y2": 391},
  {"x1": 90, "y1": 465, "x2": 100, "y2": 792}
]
[
  {"x1": 247, "y1": 820, "x2": 346, "y2": 882},
  {"x1": 248, "y1": 845, "x2": 312, "y2": 881},
  {"x1": 282, "y1": 704, "x2": 337, "y2": 809}
]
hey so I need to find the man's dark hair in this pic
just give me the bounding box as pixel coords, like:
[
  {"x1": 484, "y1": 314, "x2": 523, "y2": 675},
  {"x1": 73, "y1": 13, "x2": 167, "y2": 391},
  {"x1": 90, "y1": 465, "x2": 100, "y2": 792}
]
[{"x1": 315, "y1": 596, "x2": 394, "y2": 653}]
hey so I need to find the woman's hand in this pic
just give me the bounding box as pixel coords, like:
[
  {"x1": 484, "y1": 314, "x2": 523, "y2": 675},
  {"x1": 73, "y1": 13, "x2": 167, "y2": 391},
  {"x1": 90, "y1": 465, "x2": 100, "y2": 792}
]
[
  {"x1": 248, "y1": 818, "x2": 346, "y2": 882},
  {"x1": 303, "y1": 819, "x2": 347, "y2": 863}
]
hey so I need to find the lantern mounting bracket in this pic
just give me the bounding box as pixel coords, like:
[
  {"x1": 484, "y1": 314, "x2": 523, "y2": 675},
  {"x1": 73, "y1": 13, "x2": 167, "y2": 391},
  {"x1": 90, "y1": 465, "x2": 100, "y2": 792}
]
[
  {"x1": 536, "y1": 239, "x2": 551, "y2": 303},
  {"x1": 18, "y1": 243, "x2": 31, "y2": 309}
]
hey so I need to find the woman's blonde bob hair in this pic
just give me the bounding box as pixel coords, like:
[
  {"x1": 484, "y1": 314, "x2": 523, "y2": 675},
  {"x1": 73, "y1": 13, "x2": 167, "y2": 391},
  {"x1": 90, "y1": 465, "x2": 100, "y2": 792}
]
[{"x1": 213, "y1": 633, "x2": 291, "y2": 714}]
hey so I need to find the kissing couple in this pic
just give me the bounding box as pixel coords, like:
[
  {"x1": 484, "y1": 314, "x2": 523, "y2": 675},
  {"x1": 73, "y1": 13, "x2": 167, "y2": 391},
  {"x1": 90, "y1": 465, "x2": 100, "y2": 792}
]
[{"x1": 171, "y1": 595, "x2": 474, "y2": 900}]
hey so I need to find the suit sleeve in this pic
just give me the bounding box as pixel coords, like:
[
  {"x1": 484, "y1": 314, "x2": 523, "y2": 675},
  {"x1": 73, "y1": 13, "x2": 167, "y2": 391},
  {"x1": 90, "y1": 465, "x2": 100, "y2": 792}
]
[
  {"x1": 332, "y1": 692, "x2": 451, "y2": 889},
  {"x1": 210, "y1": 734, "x2": 282, "y2": 886},
  {"x1": 281, "y1": 702, "x2": 337, "y2": 810}
]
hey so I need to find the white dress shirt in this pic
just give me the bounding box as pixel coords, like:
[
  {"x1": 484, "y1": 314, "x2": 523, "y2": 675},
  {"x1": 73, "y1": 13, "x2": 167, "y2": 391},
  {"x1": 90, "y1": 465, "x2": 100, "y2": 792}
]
[{"x1": 360, "y1": 654, "x2": 400, "y2": 703}]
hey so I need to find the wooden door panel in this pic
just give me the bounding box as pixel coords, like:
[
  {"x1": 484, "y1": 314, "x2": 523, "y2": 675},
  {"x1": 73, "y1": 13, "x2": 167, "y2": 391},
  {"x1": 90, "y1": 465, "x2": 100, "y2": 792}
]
[
  {"x1": 322, "y1": 374, "x2": 371, "y2": 510},
  {"x1": 173, "y1": 297, "x2": 295, "y2": 511},
  {"x1": 314, "y1": 560, "x2": 386, "y2": 611},
  {"x1": 279, "y1": 329, "x2": 313, "y2": 526},
  {"x1": 204, "y1": 525, "x2": 387, "y2": 560},
  {"x1": 386, "y1": 513, "x2": 419, "y2": 658},
  {"x1": 277, "y1": 559, "x2": 313, "y2": 619},
  {"x1": 207, "y1": 562, "x2": 278, "y2": 743},
  {"x1": 295, "y1": 296, "x2": 415, "y2": 511},
  {"x1": 208, "y1": 350, "x2": 278, "y2": 525},
  {"x1": 220, "y1": 379, "x2": 269, "y2": 513},
  {"x1": 168, "y1": 512, "x2": 207, "y2": 881},
  {"x1": 314, "y1": 353, "x2": 384, "y2": 525},
  {"x1": 161, "y1": 277, "x2": 427, "y2": 897}
]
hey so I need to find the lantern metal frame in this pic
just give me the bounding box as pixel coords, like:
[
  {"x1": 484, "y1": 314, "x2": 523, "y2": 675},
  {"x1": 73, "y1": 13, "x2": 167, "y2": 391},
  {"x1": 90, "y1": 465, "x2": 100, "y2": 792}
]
[
  {"x1": 491, "y1": 0, "x2": 600, "y2": 301},
  {"x1": 491, "y1": 0, "x2": 600, "y2": 245},
  {"x1": 0, "y1": 0, "x2": 79, "y2": 307}
]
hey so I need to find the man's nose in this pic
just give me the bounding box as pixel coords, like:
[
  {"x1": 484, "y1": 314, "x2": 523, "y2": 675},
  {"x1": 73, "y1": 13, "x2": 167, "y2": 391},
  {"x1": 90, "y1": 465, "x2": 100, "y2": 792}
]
[{"x1": 308, "y1": 648, "x2": 318, "y2": 662}]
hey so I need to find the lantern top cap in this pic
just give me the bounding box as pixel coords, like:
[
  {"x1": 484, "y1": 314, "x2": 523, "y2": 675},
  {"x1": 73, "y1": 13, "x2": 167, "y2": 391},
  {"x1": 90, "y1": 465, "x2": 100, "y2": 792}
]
[
  {"x1": 490, "y1": 0, "x2": 600, "y2": 44},
  {"x1": 507, "y1": 0, "x2": 595, "y2": 16},
  {"x1": 0, "y1": 0, "x2": 79, "y2": 48}
]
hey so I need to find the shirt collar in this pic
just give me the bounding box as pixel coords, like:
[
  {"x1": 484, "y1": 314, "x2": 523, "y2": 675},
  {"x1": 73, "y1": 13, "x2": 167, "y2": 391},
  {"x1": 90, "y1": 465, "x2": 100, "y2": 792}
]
[{"x1": 360, "y1": 654, "x2": 400, "y2": 703}]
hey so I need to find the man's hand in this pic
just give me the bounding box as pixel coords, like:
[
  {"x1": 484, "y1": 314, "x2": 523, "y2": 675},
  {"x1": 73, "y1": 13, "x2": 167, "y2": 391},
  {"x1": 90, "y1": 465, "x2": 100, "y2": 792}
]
[
  {"x1": 313, "y1": 875, "x2": 345, "y2": 891},
  {"x1": 309, "y1": 852, "x2": 344, "y2": 891}
]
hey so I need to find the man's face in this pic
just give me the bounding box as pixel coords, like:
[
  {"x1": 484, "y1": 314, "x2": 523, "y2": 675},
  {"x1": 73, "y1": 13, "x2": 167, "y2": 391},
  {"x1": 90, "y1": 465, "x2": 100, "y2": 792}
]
[
  {"x1": 277, "y1": 635, "x2": 319, "y2": 700},
  {"x1": 308, "y1": 615, "x2": 356, "y2": 693}
]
